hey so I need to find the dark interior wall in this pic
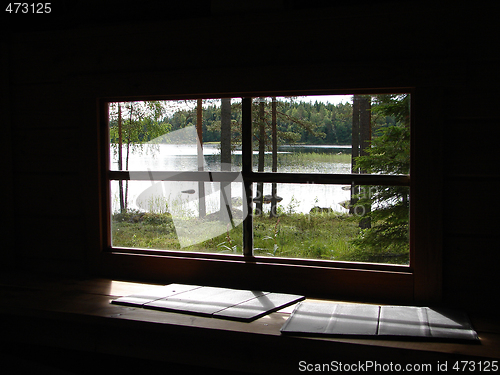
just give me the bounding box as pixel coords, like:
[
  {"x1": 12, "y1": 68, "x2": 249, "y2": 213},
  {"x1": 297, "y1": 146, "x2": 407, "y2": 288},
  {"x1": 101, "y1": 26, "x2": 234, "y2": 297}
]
[{"x1": 2, "y1": 1, "x2": 499, "y2": 312}]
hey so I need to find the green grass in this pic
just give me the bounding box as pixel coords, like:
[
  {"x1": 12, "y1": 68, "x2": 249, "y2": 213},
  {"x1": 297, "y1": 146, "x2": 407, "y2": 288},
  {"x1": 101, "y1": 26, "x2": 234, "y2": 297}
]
[
  {"x1": 110, "y1": 209, "x2": 400, "y2": 262},
  {"x1": 252, "y1": 212, "x2": 359, "y2": 260},
  {"x1": 112, "y1": 211, "x2": 181, "y2": 250},
  {"x1": 278, "y1": 151, "x2": 351, "y2": 165},
  {"x1": 111, "y1": 207, "x2": 409, "y2": 264}
]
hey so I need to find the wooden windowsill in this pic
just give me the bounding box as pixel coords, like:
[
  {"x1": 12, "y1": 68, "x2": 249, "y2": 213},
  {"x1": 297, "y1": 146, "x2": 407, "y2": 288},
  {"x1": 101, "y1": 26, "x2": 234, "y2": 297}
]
[{"x1": 0, "y1": 273, "x2": 499, "y2": 374}]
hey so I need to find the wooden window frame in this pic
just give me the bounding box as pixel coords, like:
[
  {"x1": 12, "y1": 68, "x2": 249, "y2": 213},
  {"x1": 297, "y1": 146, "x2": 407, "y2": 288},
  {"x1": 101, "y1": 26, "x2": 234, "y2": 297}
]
[{"x1": 94, "y1": 88, "x2": 442, "y2": 305}]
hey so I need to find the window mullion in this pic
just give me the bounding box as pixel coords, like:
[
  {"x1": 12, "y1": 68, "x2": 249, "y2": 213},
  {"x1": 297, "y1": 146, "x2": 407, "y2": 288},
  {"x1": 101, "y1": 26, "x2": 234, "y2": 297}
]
[
  {"x1": 242, "y1": 97, "x2": 254, "y2": 258},
  {"x1": 107, "y1": 170, "x2": 241, "y2": 182}
]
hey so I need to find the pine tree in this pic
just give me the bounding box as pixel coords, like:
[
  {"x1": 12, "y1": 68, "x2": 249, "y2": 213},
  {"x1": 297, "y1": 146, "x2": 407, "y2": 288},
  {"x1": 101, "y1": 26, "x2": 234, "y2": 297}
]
[{"x1": 351, "y1": 94, "x2": 410, "y2": 260}]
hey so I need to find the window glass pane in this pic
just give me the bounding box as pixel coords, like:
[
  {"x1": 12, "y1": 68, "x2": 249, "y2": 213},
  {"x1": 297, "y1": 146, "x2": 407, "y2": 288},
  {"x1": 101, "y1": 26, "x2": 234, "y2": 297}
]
[
  {"x1": 252, "y1": 182, "x2": 350, "y2": 217},
  {"x1": 251, "y1": 94, "x2": 410, "y2": 176},
  {"x1": 107, "y1": 93, "x2": 411, "y2": 265},
  {"x1": 109, "y1": 99, "x2": 242, "y2": 172},
  {"x1": 252, "y1": 183, "x2": 409, "y2": 265},
  {"x1": 111, "y1": 180, "x2": 244, "y2": 254}
]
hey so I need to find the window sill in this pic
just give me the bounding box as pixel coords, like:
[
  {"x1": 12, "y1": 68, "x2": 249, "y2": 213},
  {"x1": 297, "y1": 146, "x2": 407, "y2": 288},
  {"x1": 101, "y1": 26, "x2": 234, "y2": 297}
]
[
  {"x1": 0, "y1": 272, "x2": 498, "y2": 374},
  {"x1": 99, "y1": 250, "x2": 414, "y2": 303}
]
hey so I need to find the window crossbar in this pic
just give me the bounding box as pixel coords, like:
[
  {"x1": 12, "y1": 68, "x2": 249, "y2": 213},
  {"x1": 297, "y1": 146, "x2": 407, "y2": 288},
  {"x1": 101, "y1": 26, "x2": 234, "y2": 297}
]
[{"x1": 108, "y1": 170, "x2": 409, "y2": 186}]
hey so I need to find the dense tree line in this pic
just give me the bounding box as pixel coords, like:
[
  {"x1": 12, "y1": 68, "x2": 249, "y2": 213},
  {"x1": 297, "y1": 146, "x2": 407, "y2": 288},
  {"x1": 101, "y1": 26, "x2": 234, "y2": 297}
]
[{"x1": 161, "y1": 97, "x2": 399, "y2": 146}]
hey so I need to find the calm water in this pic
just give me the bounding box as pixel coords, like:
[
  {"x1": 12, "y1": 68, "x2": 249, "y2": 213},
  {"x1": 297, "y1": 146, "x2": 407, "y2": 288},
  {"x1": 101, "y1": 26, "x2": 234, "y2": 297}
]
[{"x1": 110, "y1": 143, "x2": 353, "y2": 215}]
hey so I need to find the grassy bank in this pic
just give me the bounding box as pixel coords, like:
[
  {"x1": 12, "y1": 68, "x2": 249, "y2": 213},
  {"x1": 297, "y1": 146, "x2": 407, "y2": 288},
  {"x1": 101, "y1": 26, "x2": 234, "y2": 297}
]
[
  {"x1": 111, "y1": 210, "x2": 408, "y2": 264},
  {"x1": 277, "y1": 151, "x2": 351, "y2": 165}
]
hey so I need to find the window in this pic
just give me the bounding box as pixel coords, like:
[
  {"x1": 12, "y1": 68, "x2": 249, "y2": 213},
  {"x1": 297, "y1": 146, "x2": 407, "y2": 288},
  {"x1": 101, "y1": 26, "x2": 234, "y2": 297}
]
[{"x1": 99, "y1": 90, "x2": 434, "y2": 304}]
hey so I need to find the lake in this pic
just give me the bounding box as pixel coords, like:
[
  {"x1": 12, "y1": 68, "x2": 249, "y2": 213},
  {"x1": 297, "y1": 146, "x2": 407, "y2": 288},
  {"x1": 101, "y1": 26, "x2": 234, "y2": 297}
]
[{"x1": 110, "y1": 143, "x2": 353, "y2": 216}]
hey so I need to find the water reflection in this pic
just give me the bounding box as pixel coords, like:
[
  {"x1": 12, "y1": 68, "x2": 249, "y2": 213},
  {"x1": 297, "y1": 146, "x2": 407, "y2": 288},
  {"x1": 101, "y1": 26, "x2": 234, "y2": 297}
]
[{"x1": 110, "y1": 143, "x2": 352, "y2": 214}]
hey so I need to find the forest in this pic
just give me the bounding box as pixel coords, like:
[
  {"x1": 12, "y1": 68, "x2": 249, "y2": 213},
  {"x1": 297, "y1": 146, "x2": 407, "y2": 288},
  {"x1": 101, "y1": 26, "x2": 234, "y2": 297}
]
[{"x1": 162, "y1": 97, "x2": 399, "y2": 146}]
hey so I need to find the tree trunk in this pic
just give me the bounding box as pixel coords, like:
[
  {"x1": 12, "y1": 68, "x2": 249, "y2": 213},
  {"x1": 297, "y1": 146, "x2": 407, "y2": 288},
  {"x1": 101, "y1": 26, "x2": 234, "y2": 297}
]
[
  {"x1": 350, "y1": 95, "x2": 360, "y2": 214},
  {"x1": 359, "y1": 96, "x2": 372, "y2": 229},
  {"x1": 270, "y1": 97, "x2": 278, "y2": 218},
  {"x1": 118, "y1": 104, "x2": 125, "y2": 213},
  {"x1": 359, "y1": 96, "x2": 372, "y2": 159},
  {"x1": 220, "y1": 98, "x2": 233, "y2": 225},
  {"x1": 256, "y1": 98, "x2": 266, "y2": 215},
  {"x1": 123, "y1": 105, "x2": 134, "y2": 213},
  {"x1": 197, "y1": 99, "x2": 206, "y2": 218}
]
